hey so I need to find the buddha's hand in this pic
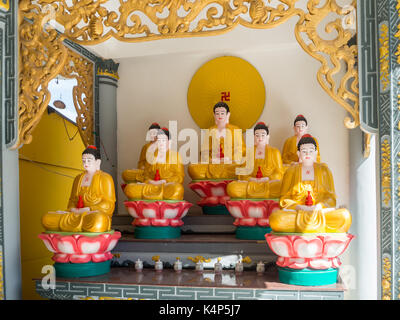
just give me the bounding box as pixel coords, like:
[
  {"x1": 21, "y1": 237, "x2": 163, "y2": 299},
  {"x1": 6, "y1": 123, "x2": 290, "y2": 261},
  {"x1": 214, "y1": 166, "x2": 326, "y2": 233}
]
[
  {"x1": 295, "y1": 205, "x2": 316, "y2": 212},
  {"x1": 249, "y1": 177, "x2": 269, "y2": 182},
  {"x1": 70, "y1": 207, "x2": 91, "y2": 214},
  {"x1": 149, "y1": 179, "x2": 166, "y2": 185}
]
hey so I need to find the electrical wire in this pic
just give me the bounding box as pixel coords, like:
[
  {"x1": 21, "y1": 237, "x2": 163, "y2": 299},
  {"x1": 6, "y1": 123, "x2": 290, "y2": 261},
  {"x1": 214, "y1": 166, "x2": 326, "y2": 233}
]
[
  {"x1": 19, "y1": 154, "x2": 78, "y2": 179},
  {"x1": 63, "y1": 118, "x2": 79, "y2": 141}
]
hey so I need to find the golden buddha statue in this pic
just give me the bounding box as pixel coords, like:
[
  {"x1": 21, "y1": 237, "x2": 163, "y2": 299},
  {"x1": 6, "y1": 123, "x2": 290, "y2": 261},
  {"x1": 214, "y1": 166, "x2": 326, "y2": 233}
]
[
  {"x1": 123, "y1": 128, "x2": 185, "y2": 200},
  {"x1": 42, "y1": 146, "x2": 116, "y2": 233},
  {"x1": 188, "y1": 102, "x2": 246, "y2": 180},
  {"x1": 269, "y1": 134, "x2": 351, "y2": 233},
  {"x1": 227, "y1": 122, "x2": 283, "y2": 199},
  {"x1": 122, "y1": 122, "x2": 160, "y2": 183},
  {"x1": 282, "y1": 114, "x2": 321, "y2": 165}
]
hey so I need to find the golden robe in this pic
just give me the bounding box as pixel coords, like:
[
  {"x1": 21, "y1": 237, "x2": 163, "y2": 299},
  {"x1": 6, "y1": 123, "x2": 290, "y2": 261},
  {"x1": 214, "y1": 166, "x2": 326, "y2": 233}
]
[
  {"x1": 137, "y1": 141, "x2": 154, "y2": 170},
  {"x1": 122, "y1": 142, "x2": 155, "y2": 183},
  {"x1": 269, "y1": 163, "x2": 351, "y2": 233},
  {"x1": 282, "y1": 135, "x2": 321, "y2": 165},
  {"x1": 124, "y1": 150, "x2": 185, "y2": 200},
  {"x1": 227, "y1": 145, "x2": 283, "y2": 199},
  {"x1": 188, "y1": 123, "x2": 246, "y2": 180},
  {"x1": 42, "y1": 170, "x2": 116, "y2": 233}
]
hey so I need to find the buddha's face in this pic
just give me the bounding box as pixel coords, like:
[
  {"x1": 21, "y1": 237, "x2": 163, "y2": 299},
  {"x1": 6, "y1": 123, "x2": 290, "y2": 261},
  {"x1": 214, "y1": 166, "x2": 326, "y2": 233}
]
[
  {"x1": 294, "y1": 120, "x2": 308, "y2": 137},
  {"x1": 254, "y1": 129, "x2": 269, "y2": 147},
  {"x1": 214, "y1": 107, "x2": 230, "y2": 127},
  {"x1": 298, "y1": 143, "x2": 317, "y2": 166},
  {"x1": 148, "y1": 129, "x2": 159, "y2": 142},
  {"x1": 157, "y1": 134, "x2": 170, "y2": 153},
  {"x1": 82, "y1": 153, "x2": 101, "y2": 172}
]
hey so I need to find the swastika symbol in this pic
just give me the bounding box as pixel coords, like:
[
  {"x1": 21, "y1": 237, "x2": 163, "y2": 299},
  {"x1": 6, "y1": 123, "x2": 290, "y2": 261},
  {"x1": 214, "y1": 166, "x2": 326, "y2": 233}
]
[{"x1": 221, "y1": 92, "x2": 230, "y2": 102}]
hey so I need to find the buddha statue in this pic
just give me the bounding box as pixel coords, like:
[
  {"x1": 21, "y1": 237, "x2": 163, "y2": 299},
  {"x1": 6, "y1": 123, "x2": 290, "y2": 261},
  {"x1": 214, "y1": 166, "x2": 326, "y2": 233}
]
[
  {"x1": 123, "y1": 127, "x2": 185, "y2": 200},
  {"x1": 226, "y1": 122, "x2": 283, "y2": 199},
  {"x1": 188, "y1": 102, "x2": 246, "y2": 180},
  {"x1": 281, "y1": 114, "x2": 321, "y2": 165},
  {"x1": 42, "y1": 145, "x2": 116, "y2": 233},
  {"x1": 269, "y1": 134, "x2": 352, "y2": 233},
  {"x1": 122, "y1": 122, "x2": 160, "y2": 183}
]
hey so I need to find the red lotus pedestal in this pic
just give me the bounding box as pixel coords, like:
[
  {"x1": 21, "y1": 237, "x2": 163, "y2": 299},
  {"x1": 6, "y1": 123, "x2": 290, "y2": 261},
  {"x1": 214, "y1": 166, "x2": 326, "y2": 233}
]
[
  {"x1": 124, "y1": 200, "x2": 192, "y2": 239},
  {"x1": 189, "y1": 180, "x2": 232, "y2": 215}
]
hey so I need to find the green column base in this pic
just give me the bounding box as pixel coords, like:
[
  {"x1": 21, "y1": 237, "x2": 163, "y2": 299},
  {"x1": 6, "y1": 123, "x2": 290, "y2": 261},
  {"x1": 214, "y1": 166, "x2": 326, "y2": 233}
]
[
  {"x1": 54, "y1": 260, "x2": 111, "y2": 278},
  {"x1": 236, "y1": 226, "x2": 272, "y2": 240},
  {"x1": 278, "y1": 267, "x2": 338, "y2": 286},
  {"x1": 202, "y1": 205, "x2": 230, "y2": 215},
  {"x1": 134, "y1": 226, "x2": 181, "y2": 239}
]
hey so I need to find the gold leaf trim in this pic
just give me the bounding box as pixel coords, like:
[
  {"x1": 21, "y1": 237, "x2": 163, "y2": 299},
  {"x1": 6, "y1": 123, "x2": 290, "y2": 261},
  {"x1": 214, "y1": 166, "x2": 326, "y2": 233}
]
[
  {"x1": 60, "y1": 49, "x2": 95, "y2": 147},
  {"x1": 0, "y1": 0, "x2": 9, "y2": 12},
  {"x1": 381, "y1": 139, "x2": 391, "y2": 207},
  {"x1": 17, "y1": 0, "x2": 359, "y2": 148},
  {"x1": 380, "y1": 23, "x2": 390, "y2": 91},
  {"x1": 382, "y1": 256, "x2": 392, "y2": 300}
]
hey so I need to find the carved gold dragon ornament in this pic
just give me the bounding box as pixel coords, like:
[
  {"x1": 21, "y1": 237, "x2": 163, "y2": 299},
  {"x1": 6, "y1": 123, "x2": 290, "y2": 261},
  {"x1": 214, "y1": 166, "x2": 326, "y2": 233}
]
[
  {"x1": 16, "y1": 0, "x2": 358, "y2": 149},
  {"x1": 60, "y1": 50, "x2": 94, "y2": 147}
]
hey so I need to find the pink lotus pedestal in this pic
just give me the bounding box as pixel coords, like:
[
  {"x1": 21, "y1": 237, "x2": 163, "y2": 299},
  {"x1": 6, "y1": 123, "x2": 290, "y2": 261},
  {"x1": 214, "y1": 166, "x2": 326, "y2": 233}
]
[
  {"x1": 38, "y1": 231, "x2": 121, "y2": 278},
  {"x1": 124, "y1": 200, "x2": 192, "y2": 239},
  {"x1": 265, "y1": 233, "x2": 354, "y2": 286},
  {"x1": 225, "y1": 199, "x2": 280, "y2": 240},
  {"x1": 188, "y1": 180, "x2": 232, "y2": 215}
]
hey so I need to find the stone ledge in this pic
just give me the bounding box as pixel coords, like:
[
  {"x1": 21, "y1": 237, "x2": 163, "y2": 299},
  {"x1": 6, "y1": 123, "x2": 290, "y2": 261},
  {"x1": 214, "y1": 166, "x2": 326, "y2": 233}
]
[{"x1": 34, "y1": 268, "x2": 345, "y2": 300}]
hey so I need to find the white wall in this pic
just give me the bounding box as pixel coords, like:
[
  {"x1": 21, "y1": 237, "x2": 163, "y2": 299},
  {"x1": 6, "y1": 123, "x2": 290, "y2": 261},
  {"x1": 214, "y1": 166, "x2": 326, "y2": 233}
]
[
  {"x1": 343, "y1": 130, "x2": 378, "y2": 300},
  {"x1": 116, "y1": 41, "x2": 350, "y2": 214}
]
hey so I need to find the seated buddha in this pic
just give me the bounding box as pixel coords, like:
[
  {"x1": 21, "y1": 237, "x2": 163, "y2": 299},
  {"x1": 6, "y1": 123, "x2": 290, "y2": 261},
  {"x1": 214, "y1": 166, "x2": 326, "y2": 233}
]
[
  {"x1": 42, "y1": 145, "x2": 116, "y2": 233},
  {"x1": 188, "y1": 102, "x2": 246, "y2": 180},
  {"x1": 227, "y1": 122, "x2": 283, "y2": 199},
  {"x1": 269, "y1": 134, "x2": 351, "y2": 233},
  {"x1": 282, "y1": 114, "x2": 321, "y2": 165},
  {"x1": 123, "y1": 127, "x2": 185, "y2": 200},
  {"x1": 122, "y1": 122, "x2": 160, "y2": 183}
]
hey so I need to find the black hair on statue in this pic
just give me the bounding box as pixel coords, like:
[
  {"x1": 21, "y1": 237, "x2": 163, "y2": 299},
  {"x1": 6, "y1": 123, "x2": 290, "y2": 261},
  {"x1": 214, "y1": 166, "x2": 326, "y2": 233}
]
[
  {"x1": 254, "y1": 122, "x2": 269, "y2": 135},
  {"x1": 213, "y1": 101, "x2": 230, "y2": 113},
  {"x1": 297, "y1": 134, "x2": 317, "y2": 151},
  {"x1": 294, "y1": 114, "x2": 308, "y2": 126},
  {"x1": 158, "y1": 127, "x2": 171, "y2": 140},
  {"x1": 82, "y1": 145, "x2": 101, "y2": 160},
  {"x1": 149, "y1": 122, "x2": 161, "y2": 130}
]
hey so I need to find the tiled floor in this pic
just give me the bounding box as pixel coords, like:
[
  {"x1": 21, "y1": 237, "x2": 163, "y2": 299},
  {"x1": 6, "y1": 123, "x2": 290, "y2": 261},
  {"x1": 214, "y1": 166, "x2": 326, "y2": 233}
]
[{"x1": 35, "y1": 267, "x2": 346, "y2": 300}]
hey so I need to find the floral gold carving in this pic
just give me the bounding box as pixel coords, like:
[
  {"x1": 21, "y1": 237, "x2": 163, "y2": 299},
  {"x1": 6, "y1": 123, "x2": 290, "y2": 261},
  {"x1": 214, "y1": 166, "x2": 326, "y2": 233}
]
[
  {"x1": 0, "y1": 0, "x2": 9, "y2": 12},
  {"x1": 381, "y1": 139, "x2": 391, "y2": 207},
  {"x1": 382, "y1": 256, "x2": 392, "y2": 300},
  {"x1": 363, "y1": 132, "x2": 371, "y2": 159},
  {"x1": 60, "y1": 49, "x2": 94, "y2": 147},
  {"x1": 294, "y1": 0, "x2": 358, "y2": 129},
  {"x1": 17, "y1": 1, "x2": 69, "y2": 149},
  {"x1": 380, "y1": 23, "x2": 390, "y2": 92},
  {"x1": 17, "y1": 0, "x2": 359, "y2": 148}
]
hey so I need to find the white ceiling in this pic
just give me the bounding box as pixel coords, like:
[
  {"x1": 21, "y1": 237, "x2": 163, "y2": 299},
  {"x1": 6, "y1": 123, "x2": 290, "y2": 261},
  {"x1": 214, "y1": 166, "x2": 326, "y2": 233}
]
[
  {"x1": 85, "y1": 17, "x2": 301, "y2": 60},
  {"x1": 81, "y1": 0, "x2": 355, "y2": 61}
]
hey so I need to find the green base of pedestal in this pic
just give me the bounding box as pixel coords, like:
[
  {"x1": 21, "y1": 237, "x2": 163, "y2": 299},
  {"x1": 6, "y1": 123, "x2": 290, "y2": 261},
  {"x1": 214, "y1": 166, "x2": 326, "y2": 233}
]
[
  {"x1": 202, "y1": 205, "x2": 230, "y2": 215},
  {"x1": 134, "y1": 226, "x2": 181, "y2": 239},
  {"x1": 236, "y1": 226, "x2": 272, "y2": 240},
  {"x1": 278, "y1": 267, "x2": 338, "y2": 286},
  {"x1": 54, "y1": 260, "x2": 111, "y2": 278}
]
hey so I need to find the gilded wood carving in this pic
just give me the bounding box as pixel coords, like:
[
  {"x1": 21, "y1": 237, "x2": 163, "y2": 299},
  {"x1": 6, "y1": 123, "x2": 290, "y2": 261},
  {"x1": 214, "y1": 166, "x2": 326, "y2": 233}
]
[{"x1": 17, "y1": 0, "x2": 359, "y2": 149}]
